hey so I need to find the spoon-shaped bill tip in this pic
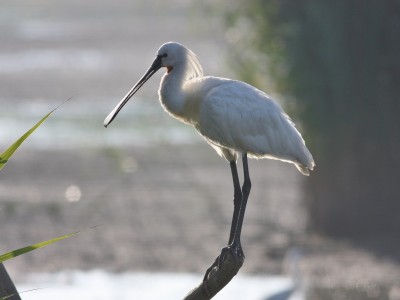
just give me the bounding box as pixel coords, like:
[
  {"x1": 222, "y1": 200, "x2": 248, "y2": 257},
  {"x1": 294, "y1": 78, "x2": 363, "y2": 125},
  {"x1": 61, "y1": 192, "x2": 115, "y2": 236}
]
[{"x1": 104, "y1": 103, "x2": 121, "y2": 127}]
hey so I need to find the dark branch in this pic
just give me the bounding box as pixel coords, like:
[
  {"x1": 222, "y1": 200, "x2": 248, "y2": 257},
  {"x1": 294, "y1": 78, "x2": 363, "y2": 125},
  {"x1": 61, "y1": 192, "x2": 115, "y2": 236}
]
[{"x1": 184, "y1": 249, "x2": 244, "y2": 300}]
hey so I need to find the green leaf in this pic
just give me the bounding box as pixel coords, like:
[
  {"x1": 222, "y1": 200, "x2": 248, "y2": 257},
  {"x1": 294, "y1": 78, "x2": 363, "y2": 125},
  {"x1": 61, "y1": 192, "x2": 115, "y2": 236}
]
[
  {"x1": 0, "y1": 230, "x2": 81, "y2": 264},
  {"x1": 0, "y1": 98, "x2": 71, "y2": 171},
  {"x1": 0, "y1": 111, "x2": 53, "y2": 171}
]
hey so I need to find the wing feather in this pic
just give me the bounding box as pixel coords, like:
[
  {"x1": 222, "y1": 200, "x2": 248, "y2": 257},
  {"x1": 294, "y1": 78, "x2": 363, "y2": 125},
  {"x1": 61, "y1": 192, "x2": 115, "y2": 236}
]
[{"x1": 196, "y1": 79, "x2": 314, "y2": 170}]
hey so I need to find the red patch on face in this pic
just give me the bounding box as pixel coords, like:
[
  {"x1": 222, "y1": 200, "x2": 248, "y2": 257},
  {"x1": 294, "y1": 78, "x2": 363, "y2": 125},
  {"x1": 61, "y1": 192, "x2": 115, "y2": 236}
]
[{"x1": 167, "y1": 66, "x2": 173, "y2": 73}]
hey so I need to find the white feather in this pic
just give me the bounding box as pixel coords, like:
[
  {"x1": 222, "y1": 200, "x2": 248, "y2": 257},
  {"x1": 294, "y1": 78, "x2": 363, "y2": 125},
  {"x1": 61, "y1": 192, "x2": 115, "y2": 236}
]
[{"x1": 155, "y1": 42, "x2": 314, "y2": 174}]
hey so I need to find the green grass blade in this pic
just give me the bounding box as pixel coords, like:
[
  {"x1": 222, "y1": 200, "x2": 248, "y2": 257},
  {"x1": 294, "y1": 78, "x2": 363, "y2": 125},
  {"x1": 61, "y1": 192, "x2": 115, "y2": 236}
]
[
  {"x1": 0, "y1": 110, "x2": 53, "y2": 171},
  {"x1": 0, "y1": 230, "x2": 80, "y2": 263},
  {"x1": 0, "y1": 98, "x2": 71, "y2": 171}
]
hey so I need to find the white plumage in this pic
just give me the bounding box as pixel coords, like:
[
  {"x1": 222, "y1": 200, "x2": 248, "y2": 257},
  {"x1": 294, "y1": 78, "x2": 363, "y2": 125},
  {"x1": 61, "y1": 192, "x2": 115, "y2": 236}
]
[
  {"x1": 153, "y1": 42, "x2": 315, "y2": 175},
  {"x1": 105, "y1": 42, "x2": 314, "y2": 174}
]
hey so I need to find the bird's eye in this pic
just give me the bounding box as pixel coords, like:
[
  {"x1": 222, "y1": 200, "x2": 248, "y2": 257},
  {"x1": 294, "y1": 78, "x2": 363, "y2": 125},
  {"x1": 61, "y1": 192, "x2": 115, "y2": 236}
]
[{"x1": 162, "y1": 53, "x2": 168, "y2": 58}]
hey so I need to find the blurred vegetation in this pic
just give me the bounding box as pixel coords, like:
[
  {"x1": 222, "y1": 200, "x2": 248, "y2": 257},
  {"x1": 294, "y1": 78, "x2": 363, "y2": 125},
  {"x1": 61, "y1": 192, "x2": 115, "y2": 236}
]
[{"x1": 222, "y1": 0, "x2": 400, "y2": 238}]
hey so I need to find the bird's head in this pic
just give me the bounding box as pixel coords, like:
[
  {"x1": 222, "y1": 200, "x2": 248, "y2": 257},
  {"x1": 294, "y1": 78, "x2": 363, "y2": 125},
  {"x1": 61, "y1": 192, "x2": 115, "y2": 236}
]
[
  {"x1": 156, "y1": 42, "x2": 185, "y2": 74},
  {"x1": 104, "y1": 41, "x2": 201, "y2": 127}
]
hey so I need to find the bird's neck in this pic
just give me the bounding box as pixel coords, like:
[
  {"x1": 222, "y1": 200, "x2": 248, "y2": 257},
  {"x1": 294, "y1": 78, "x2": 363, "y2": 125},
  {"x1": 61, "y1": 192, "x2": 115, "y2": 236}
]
[{"x1": 158, "y1": 66, "x2": 189, "y2": 123}]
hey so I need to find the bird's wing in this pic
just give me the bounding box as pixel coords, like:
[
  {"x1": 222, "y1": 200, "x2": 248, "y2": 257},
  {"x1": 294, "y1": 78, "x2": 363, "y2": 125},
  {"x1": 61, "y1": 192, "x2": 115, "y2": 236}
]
[{"x1": 197, "y1": 79, "x2": 314, "y2": 169}]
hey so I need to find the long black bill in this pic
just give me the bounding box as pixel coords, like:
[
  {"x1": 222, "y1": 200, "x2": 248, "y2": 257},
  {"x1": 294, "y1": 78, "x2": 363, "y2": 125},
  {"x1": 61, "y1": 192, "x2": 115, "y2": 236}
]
[{"x1": 104, "y1": 55, "x2": 163, "y2": 127}]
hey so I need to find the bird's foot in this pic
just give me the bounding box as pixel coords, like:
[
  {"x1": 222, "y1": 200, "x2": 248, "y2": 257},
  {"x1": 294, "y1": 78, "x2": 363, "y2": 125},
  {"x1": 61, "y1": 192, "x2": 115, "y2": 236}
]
[{"x1": 203, "y1": 242, "x2": 245, "y2": 282}]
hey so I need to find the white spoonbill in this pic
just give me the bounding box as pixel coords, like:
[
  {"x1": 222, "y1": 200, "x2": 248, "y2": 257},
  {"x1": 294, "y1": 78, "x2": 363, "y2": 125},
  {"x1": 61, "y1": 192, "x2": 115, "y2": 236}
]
[{"x1": 104, "y1": 41, "x2": 315, "y2": 270}]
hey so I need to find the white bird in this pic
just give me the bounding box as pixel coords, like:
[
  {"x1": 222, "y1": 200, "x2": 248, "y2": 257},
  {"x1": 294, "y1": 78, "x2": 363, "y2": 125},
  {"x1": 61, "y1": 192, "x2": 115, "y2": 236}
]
[{"x1": 104, "y1": 42, "x2": 315, "y2": 272}]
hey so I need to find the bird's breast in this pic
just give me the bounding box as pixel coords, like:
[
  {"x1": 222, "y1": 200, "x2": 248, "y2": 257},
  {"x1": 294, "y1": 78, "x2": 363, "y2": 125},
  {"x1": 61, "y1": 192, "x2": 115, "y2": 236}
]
[{"x1": 159, "y1": 76, "x2": 204, "y2": 127}]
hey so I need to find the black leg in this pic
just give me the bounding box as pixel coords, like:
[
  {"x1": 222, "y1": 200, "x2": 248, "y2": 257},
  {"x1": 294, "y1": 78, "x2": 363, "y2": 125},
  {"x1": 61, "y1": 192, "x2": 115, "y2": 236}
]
[
  {"x1": 228, "y1": 160, "x2": 242, "y2": 245},
  {"x1": 203, "y1": 154, "x2": 251, "y2": 281},
  {"x1": 204, "y1": 160, "x2": 242, "y2": 281},
  {"x1": 230, "y1": 153, "x2": 251, "y2": 247}
]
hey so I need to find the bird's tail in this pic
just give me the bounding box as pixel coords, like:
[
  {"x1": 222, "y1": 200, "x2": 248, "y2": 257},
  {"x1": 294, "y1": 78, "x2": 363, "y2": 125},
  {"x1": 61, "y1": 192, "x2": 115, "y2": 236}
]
[
  {"x1": 280, "y1": 112, "x2": 315, "y2": 176},
  {"x1": 295, "y1": 163, "x2": 311, "y2": 176},
  {"x1": 294, "y1": 146, "x2": 315, "y2": 176}
]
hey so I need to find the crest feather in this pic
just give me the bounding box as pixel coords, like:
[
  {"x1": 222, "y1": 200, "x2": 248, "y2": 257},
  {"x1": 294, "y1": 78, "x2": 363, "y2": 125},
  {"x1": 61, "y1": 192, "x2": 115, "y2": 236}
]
[{"x1": 184, "y1": 47, "x2": 204, "y2": 80}]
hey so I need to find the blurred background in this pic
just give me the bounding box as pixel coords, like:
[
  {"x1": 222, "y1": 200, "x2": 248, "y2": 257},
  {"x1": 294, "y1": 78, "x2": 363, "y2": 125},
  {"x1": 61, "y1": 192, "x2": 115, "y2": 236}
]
[{"x1": 1, "y1": 0, "x2": 400, "y2": 299}]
